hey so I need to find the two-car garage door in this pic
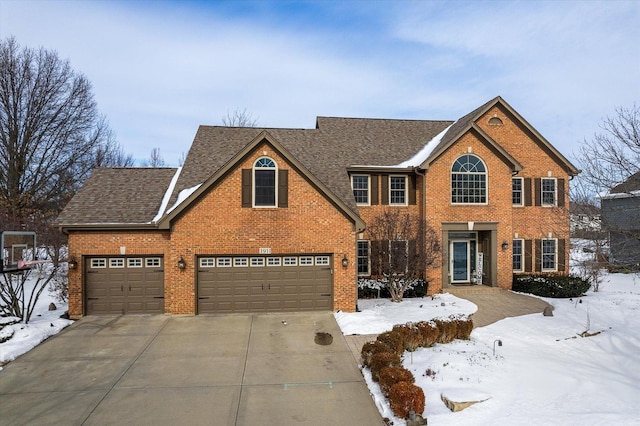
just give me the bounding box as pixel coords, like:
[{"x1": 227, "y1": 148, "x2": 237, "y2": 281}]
[
  {"x1": 85, "y1": 257, "x2": 165, "y2": 315},
  {"x1": 197, "y1": 254, "x2": 333, "y2": 313},
  {"x1": 85, "y1": 254, "x2": 333, "y2": 315}
]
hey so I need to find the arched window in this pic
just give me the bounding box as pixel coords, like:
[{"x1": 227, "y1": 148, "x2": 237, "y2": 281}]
[
  {"x1": 253, "y1": 157, "x2": 277, "y2": 207},
  {"x1": 451, "y1": 154, "x2": 487, "y2": 204}
]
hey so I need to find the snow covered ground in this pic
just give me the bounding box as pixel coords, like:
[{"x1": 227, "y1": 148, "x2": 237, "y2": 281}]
[
  {"x1": 335, "y1": 258, "x2": 640, "y2": 425},
  {"x1": 2, "y1": 241, "x2": 639, "y2": 425},
  {"x1": 0, "y1": 276, "x2": 72, "y2": 368}
]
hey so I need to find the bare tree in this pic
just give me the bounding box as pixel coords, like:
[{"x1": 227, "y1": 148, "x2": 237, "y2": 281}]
[
  {"x1": 143, "y1": 147, "x2": 165, "y2": 167},
  {"x1": 91, "y1": 123, "x2": 135, "y2": 168},
  {"x1": 576, "y1": 104, "x2": 639, "y2": 196},
  {"x1": 222, "y1": 108, "x2": 259, "y2": 127},
  {"x1": 574, "y1": 104, "x2": 640, "y2": 285},
  {"x1": 366, "y1": 209, "x2": 440, "y2": 302},
  {"x1": 0, "y1": 37, "x2": 114, "y2": 219}
]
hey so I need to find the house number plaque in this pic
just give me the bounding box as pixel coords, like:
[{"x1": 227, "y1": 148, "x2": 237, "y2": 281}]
[{"x1": 259, "y1": 248, "x2": 272, "y2": 254}]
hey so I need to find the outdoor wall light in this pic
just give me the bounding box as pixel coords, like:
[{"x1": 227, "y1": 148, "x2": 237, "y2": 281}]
[
  {"x1": 493, "y1": 339, "x2": 503, "y2": 356},
  {"x1": 342, "y1": 254, "x2": 349, "y2": 268},
  {"x1": 501, "y1": 241, "x2": 509, "y2": 251},
  {"x1": 68, "y1": 257, "x2": 78, "y2": 270},
  {"x1": 177, "y1": 256, "x2": 186, "y2": 270}
]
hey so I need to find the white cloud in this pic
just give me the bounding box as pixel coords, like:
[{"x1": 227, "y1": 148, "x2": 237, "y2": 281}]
[{"x1": 1, "y1": 0, "x2": 637, "y2": 166}]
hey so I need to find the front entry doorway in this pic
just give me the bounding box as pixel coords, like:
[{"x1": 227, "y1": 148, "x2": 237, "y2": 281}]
[{"x1": 449, "y1": 233, "x2": 478, "y2": 285}]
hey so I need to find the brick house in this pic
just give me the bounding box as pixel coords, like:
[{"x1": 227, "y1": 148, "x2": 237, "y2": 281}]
[{"x1": 57, "y1": 96, "x2": 579, "y2": 318}]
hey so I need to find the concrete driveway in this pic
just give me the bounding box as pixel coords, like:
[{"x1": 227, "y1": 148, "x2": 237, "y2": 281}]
[{"x1": 0, "y1": 313, "x2": 384, "y2": 425}]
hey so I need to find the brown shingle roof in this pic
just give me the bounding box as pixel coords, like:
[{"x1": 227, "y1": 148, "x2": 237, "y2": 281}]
[
  {"x1": 57, "y1": 168, "x2": 178, "y2": 226},
  {"x1": 167, "y1": 119, "x2": 452, "y2": 213},
  {"x1": 611, "y1": 171, "x2": 640, "y2": 193}
]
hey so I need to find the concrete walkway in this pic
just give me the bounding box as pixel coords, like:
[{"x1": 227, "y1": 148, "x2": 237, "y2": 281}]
[
  {"x1": 0, "y1": 313, "x2": 384, "y2": 426},
  {"x1": 344, "y1": 288, "x2": 551, "y2": 363},
  {"x1": 446, "y1": 286, "x2": 551, "y2": 327}
]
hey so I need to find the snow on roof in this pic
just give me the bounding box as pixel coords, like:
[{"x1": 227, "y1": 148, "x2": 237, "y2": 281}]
[
  {"x1": 167, "y1": 183, "x2": 203, "y2": 214},
  {"x1": 395, "y1": 123, "x2": 454, "y2": 168},
  {"x1": 151, "y1": 167, "x2": 182, "y2": 223}
]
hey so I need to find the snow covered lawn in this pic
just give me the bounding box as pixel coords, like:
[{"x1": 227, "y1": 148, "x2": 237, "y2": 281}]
[
  {"x1": 0, "y1": 278, "x2": 72, "y2": 368},
  {"x1": 335, "y1": 274, "x2": 640, "y2": 425}
]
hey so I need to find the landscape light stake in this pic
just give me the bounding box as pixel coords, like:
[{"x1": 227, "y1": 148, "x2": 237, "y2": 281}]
[{"x1": 493, "y1": 339, "x2": 503, "y2": 356}]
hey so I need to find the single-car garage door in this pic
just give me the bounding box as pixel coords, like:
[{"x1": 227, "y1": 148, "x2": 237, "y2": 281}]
[
  {"x1": 197, "y1": 255, "x2": 333, "y2": 313},
  {"x1": 85, "y1": 257, "x2": 164, "y2": 315}
]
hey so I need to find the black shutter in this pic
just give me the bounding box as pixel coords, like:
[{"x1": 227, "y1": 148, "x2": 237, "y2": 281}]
[
  {"x1": 535, "y1": 239, "x2": 542, "y2": 272},
  {"x1": 525, "y1": 239, "x2": 533, "y2": 272},
  {"x1": 370, "y1": 240, "x2": 381, "y2": 276},
  {"x1": 557, "y1": 178, "x2": 565, "y2": 208},
  {"x1": 278, "y1": 170, "x2": 288, "y2": 208},
  {"x1": 409, "y1": 175, "x2": 417, "y2": 205},
  {"x1": 534, "y1": 178, "x2": 541, "y2": 206},
  {"x1": 242, "y1": 169, "x2": 252, "y2": 207},
  {"x1": 557, "y1": 238, "x2": 566, "y2": 272},
  {"x1": 381, "y1": 175, "x2": 389, "y2": 205},
  {"x1": 371, "y1": 174, "x2": 379, "y2": 205},
  {"x1": 524, "y1": 178, "x2": 532, "y2": 206}
]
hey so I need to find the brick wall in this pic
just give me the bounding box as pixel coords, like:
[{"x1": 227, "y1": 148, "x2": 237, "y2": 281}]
[
  {"x1": 67, "y1": 231, "x2": 170, "y2": 318},
  {"x1": 67, "y1": 142, "x2": 359, "y2": 317}
]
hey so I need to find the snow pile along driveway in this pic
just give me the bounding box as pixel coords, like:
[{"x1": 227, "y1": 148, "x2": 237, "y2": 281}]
[{"x1": 335, "y1": 275, "x2": 640, "y2": 426}]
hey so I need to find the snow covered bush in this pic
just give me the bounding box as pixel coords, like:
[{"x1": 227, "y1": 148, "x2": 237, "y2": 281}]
[
  {"x1": 392, "y1": 323, "x2": 422, "y2": 352},
  {"x1": 361, "y1": 340, "x2": 392, "y2": 367},
  {"x1": 369, "y1": 352, "x2": 402, "y2": 382},
  {"x1": 358, "y1": 277, "x2": 428, "y2": 299},
  {"x1": 513, "y1": 274, "x2": 590, "y2": 298},
  {"x1": 376, "y1": 330, "x2": 405, "y2": 355},
  {"x1": 379, "y1": 366, "x2": 415, "y2": 397},
  {"x1": 388, "y1": 381, "x2": 425, "y2": 419}
]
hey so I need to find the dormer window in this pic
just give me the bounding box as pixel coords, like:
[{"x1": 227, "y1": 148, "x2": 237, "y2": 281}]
[{"x1": 254, "y1": 157, "x2": 277, "y2": 207}]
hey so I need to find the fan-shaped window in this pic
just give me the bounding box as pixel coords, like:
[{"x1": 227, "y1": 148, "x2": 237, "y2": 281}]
[
  {"x1": 451, "y1": 154, "x2": 487, "y2": 204},
  {"x1": 254, "y1": 157, "x2": 277, "y2": 207},
  {"x1": 488, "y1": 116, "x2": 503, "y2": 125}
]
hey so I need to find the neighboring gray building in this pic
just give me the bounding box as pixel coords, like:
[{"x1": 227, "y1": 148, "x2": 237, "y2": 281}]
[{"x1": 601, "y1": 171, "x2": 640, "y2": 268}]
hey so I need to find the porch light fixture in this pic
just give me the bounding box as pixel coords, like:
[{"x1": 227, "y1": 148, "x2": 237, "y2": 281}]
[
  {"x1": 177, "y1": 256, "x2": 186, "y2": 270},
  {"x1": 68, "y1": 257, "x2": 78, "y2": 270},
  {"x1": 342, "y1": 254, "x2": 349, "y2": 268},
  {"x1": 501, "y1": 241, "x2": 509, "y2": 251}
]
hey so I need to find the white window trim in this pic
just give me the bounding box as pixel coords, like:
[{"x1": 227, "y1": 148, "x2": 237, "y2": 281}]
[
  {"x1": 91, "y1": 258, "x2": 107, "y2": 268},
  {"x1": 299, "y1": 256, "x2": 314, "y2": 266},
  {"x1": 109, "y1": 258, "x2": 125, "y2": 268},
  {"x1": 253, "y1": 156, "x2": 278, "y2": 208},
  {"x1": 512, "y1": 238, "x2": 524, "y2": 272},
  {"x1": 389, "y1": 175, "x2": 408, "y2": 206},
  {"x1": 357, "y1": 240, "x2": 371, "y2": 277},
  {"x1": 217, "y1": 257, "x2": 232, "y2": 267},
  {"x1": 315, "y1": 256, "x2": 330, "y2": 266},
  {"x1": 541, "y1": 238, "x2": 558, "y2": 272},
  {"x1": 512, "y1": 177, "x2": 524, "y2": 207},
  {"x1": 283, "y1": 256, "x2": 298, "y2": 266},
  {"x1": 267, "y1": 257, "x2": 281, "y2": 266},
  {"x1": 200, "y1": 257, "x2": 215, "y2": 268},
  {"x1": 450, "y1": 155, "x2": 489, "y2": 205},
  {"x1": 351, "y1": 174, "x2": 371, "y2": 206},
  {"x1": 234, "y1": 257, "x2": 248, "y2": 267},
  {"x1": 250, "y1": 257, "x2": 265, "y2": 267},
  {"x1": 127, "y1": 258, "x2": 143, "y2": 268},
  {"x1": 146, "y1": 257, "x2": 161, "y2": 268},
  {"x1": 541, "y1": 177, "x2": 557, "y2": 207}
]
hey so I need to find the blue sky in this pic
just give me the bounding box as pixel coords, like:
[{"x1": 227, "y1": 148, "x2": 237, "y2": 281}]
[{"x1": 1, "y1": 0, "x2": 638, "y2": 166}]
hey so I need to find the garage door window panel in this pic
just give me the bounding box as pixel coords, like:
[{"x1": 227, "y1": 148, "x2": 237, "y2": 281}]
[
  {"x1": 217, "y1": 258, "x2": 231, "y2": 267},
  {"x1": 128, "y1": 258, "x2": 143, "y2": 268},
  {"x1": 146, "y1": 258, "x2": 161, "y2": 268}
]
